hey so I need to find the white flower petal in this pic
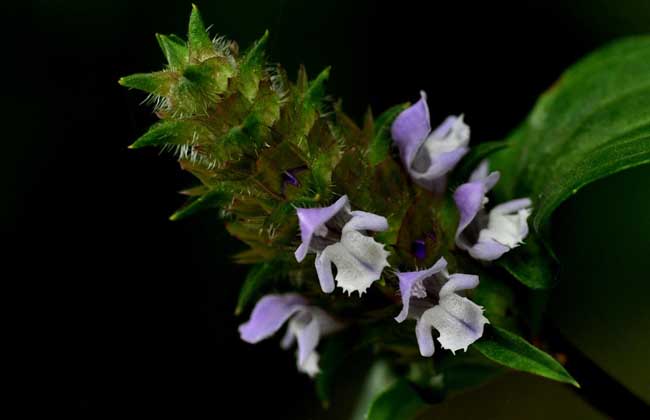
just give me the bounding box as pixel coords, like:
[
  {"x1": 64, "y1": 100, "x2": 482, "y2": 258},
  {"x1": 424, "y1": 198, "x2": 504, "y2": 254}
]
[
  {"x1": 297, "y1": 350, "x2": 320, "y2": 377},
  {"x1": 344, "y1": 210, "x2": 389, "y2": 233},
  {"x1": 421, "y1": 294, "x2": 488, "y2": 353},
  {"x1": 322, "y1": 231, "x2": 389, "y2": 295},
  {"x1": 294, "y1": 316, "x2": 321, "y2": 366},
  {"x1": 309, "y1": 306, "x2": 343, "y2": 336},
  {"x1": 469, "y1": 159, "x2": 490, "y2": 181},
  {"x1": 468, "y1": 237, "x2": 510, "y2": 261},
  {"x1": 280, "y1": 327, "x2": 296, "y2": 350},
  {"x1": 439, "y1": 273, "x2": 479, "y2": 298},
  {"x1": 421, "y1": 115, "x2": 470, "y2": 158},
  {"x1": 479, "y1": 203, "x2": 532, "y2": 249},
  {"x1": 415, "y1": 317, "x2": 436, "y2": 357},
  {"x1": 315, "y1": 251, "x2": 335, "y2": 293},
  {"x1": 409, "y1": 116, "x2": 470, "y2": 183}
]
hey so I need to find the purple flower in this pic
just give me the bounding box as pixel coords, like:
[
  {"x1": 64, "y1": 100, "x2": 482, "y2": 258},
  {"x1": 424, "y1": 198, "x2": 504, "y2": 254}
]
[
  {"x1": 454, "y1": 161, "x2": 532, "y2": 261},
  {"x1": 239, "y1": 293, "x2": 341, "y2": 377},
  {"x1": 391, "y1": 91, "x2": 470, "y2": 191},
  {"x1": 395, "y1": 257, "x2": 488, "y2": 356},
  {"x1": 295, "y1": 195, "x2": 390, "y2": 296}
]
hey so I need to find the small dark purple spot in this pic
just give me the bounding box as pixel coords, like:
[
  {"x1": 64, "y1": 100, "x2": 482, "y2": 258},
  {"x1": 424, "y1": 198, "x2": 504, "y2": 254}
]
[
  {"x1": 282, "y1": 171, "x2": 300, "y2": 187},
  {"x1": 413, "y1": 239, "x2": 426, "y2": 260},
  {"x1": 281, "y1": 166, "x2": 308, "y2": 195}
]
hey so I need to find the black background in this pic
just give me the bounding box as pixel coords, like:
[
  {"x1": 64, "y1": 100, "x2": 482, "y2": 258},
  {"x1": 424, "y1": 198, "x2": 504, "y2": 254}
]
[{"x1": 4, "y1": 0, "x2": 649, "y2": 417}]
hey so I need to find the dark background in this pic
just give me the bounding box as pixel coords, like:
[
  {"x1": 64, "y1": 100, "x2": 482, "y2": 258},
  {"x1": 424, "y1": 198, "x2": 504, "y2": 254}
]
[{"x1": 4, "y1": 0, "x2": 649, "y2": 417}]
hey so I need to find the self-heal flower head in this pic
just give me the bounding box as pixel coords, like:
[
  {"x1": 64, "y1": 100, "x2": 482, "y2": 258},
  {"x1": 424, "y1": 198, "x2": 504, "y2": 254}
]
[
  {"x1": 239, "y1": 294, "x2": 341, "y2": 377},
  {"x1": 295, "y1": 195, "x2": 390, "y2": 295},
  {"x1": 391, "y1": 91, "x2": 470, "y2": 191},
  {"x1": 454, "y1": 161, "x2": 532, "y2": 261},
  {"x1": 395, "y1": 257, "x2": 488, "y2": 356}
]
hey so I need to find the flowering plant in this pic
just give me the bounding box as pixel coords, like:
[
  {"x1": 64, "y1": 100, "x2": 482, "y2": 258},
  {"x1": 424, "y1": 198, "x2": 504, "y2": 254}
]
[{"x1": 120, "y1": 6, "x2": 650, "y2": 417}]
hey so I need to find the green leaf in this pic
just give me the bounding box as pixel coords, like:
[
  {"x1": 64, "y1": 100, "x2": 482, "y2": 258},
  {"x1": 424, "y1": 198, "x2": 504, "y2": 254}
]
[
  {"x1": 532, "y1": 133, "x2": 650, "y2": 230},
  {"x1": 368, "y1": 103, "x2": 409, "y2": 165},
  {"x1": 235, "y1": 261, "x2": 283, "y2": 315},
  {"x1": 129, "y1": 119, "x2": 209, "y2": 149},
  {"x1": 491, "y1": 36, "x2": 650, "y2": 231},
  {"x1": 169, "y1": 188, "x2": 231, "y2": 221},
  {"x1": 497, "y1": 233, "x2": 557, "y2": 289},
  {"x1": 118, "y1": 71, "x2": 176, "y2": 96},
  {"x1": 187, "y1": 4, "x2": 214, "y2": 61},
  {"x1": 473, "y1": 325, "x2": 579, "y2": 387},
  {"x1": 366, "y1": 380, "x2": 426, "y2": 420},
  {"x1": 156, "y1": 33, "x2": 188, "y2": 70}
]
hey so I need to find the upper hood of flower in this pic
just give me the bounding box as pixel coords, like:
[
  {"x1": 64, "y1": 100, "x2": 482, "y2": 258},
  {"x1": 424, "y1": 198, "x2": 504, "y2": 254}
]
[
  {"x1": 394, "y1": 257, "x2": 448, "y2": 323},
  {"x1": 453, "y1": 160, "x2": 501, "y2": 249},
  {"x1": 294, "y1": 195, "x2": 351, "y2": 262},
  {"x1": 391, "y1": 91, "x2": 470, "y2": 190}
]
